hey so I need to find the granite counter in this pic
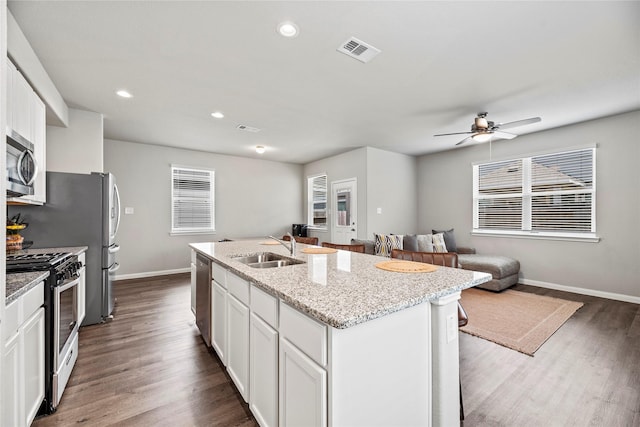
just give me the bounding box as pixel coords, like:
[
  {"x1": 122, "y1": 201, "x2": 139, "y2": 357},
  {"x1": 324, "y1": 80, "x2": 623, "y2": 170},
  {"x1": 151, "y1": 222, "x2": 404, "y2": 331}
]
[{"x1": 190, "y1": 239, "x2": 490, "y2": 329}]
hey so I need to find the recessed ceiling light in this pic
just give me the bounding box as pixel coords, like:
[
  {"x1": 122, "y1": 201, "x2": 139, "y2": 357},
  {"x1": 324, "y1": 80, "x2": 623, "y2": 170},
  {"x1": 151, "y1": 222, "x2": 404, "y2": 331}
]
[
  {"x1": 277, "y1": 21, "x2": 299, "y2": 38},
  {"x1": 211, "y1": 111, "x2": 225, "y2": 119},
  {"x1": 116, "y1": 90, "x2": 132, "y2": 98},
  {"x1": 255, "y1": 146, "x2": 266, "y2": 154}
]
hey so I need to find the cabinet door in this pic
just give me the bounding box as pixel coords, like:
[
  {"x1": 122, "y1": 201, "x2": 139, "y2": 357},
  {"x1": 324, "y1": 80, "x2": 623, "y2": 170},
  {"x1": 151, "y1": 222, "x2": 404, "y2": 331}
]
[
  {"x1": 279, "y1": 338, "x2": 327, "y2": 427},
  {"x1": 2, "y1": 333, "x2": 21, "y2": 427},
  {"x1": 250, "y1": 313, "x2": 278, "y2": 427},
  {"x1": 29, "y1": 94, "x2": 46, "y2": 203},
  {"x1": 6, "y1": 58, "x2": 15, "y2": 131},
  {"x1": 211, "y1": 280, "x2": 227, "y2": 365},
  {"x1": 21, "y1": 307, "x2": 45, "y2": 427},
  {"x1": 227, "y1": 294, "x2": 250, "y2": 402},
  {"x1": 190, "y1": 262, "x2": 196, "y2": 315},
  {"x1": 12, "y1": 67, "x2": 32, "y2": 141}
]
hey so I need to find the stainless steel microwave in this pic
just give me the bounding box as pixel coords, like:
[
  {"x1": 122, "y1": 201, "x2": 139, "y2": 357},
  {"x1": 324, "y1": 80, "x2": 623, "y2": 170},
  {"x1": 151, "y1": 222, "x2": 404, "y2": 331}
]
[{"x1": 6, "y1": 129, "x2": 37, "y2": 197}]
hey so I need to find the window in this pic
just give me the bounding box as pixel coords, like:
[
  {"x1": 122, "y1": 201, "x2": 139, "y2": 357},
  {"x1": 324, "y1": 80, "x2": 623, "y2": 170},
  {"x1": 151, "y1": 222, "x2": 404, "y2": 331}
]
[
  {"x1": 307, "y1": 174, "x2": 327, "y2": 228},
  {"x1": 171, "y1": 166, "x2": 215, "y2": 234},
  {"x1": 473, "y1": 148, "x2": 596, "y2": 240}
]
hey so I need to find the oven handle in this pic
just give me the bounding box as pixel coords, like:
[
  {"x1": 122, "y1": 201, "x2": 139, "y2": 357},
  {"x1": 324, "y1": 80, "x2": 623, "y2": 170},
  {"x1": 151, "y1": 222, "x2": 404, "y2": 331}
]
[{"x1": 57, "y1": 276, "x2": 81, "y2": 293}]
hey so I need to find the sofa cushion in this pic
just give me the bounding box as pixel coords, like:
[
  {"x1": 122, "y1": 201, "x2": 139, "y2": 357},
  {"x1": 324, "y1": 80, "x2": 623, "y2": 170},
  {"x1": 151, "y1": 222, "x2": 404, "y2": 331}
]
[
  {"x1": 431, "y1": 233, "x2": 448, "y2": 252},
  {"x1": 374, "y1": 233, "x2": 403, "y2": 257},
  {"x1": 403, "y1": 234, "x2": 418, "y2": 251},
  {"x1": 432, "y1": 228, "x2": 457, "y2": 253},
  {"x1": 351, "y1": 238, "x2": 375, "y2": 255},
  {"x1": 416, "y1": 234, "x2": 434, "y2": 252}
]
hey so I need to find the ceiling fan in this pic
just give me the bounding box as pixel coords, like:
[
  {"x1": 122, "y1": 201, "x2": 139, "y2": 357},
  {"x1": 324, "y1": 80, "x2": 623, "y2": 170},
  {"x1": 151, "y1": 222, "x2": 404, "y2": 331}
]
[{"x1": 434, "y1": 112, "x2": 541, "y2": 146}]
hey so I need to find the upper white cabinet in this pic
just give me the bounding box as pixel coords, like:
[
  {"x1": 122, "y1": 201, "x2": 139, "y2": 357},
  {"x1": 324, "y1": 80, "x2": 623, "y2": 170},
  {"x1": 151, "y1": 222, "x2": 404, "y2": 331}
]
[{"x1": 6, "y1": 57, "x2": 47, "y2": 205}]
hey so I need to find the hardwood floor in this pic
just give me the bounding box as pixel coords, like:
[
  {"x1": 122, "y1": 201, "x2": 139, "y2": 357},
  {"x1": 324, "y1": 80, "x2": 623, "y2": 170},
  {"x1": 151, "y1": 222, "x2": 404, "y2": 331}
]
[
  {"x1": 32, "y1": 275, "x2": 638, "y2": 426},
  {"x1": 460, "y1": 284, "x2": 640, "y2": 426},
  {"x1": 33, "y1": 274, "x2": 257, "y2": 427}
]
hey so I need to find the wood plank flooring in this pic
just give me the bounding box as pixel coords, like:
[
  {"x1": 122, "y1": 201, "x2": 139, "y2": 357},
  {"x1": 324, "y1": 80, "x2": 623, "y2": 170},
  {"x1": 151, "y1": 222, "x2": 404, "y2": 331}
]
[
  {"x1": 32, "y1": 274, "x2": 257, "y2": 427},
  {"x1": 32, "y1": 275, "x2": 639, "y2": 426},
  {"x1": 460, "y1": 284, "x2": 640, "y2": 426}
]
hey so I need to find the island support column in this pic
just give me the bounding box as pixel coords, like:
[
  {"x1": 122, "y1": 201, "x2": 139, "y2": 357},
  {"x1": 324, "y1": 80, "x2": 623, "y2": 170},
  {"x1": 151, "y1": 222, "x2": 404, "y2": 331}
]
[{"x1": 430, "y1": 292, "x2": 462, "y2": 427}]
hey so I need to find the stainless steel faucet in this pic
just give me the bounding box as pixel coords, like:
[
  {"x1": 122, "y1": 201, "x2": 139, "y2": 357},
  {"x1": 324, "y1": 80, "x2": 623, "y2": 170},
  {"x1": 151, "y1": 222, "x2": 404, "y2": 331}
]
[{"x1": 268, "y1": 232, "x2": 296, "y2": 256}]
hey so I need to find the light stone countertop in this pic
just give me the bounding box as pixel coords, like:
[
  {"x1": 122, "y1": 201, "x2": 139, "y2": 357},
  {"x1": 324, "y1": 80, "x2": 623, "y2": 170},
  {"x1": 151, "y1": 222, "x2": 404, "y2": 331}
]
[
  {"x1": 190, "y1": 239, "x2": 491, "y2": 329},
  {"x1": 5, "y1": 246, "x2": 88, "y2": 305}
]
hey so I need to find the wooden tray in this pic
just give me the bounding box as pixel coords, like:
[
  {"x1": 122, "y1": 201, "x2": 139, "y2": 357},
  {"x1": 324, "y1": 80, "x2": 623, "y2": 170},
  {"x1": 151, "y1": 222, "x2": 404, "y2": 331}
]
[
  {"x1": 302, "y1": 247, "x2": 337, "y2": 254},
  {"x1": 375, "y1": 260, "x2": 438, "y2": 273}
]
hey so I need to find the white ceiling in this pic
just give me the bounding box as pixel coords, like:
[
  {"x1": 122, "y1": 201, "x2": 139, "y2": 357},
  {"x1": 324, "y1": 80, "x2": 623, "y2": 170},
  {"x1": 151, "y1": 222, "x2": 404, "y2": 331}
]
[{"x1": 8, "y1": 1, "x2": 640, "y2": 164}]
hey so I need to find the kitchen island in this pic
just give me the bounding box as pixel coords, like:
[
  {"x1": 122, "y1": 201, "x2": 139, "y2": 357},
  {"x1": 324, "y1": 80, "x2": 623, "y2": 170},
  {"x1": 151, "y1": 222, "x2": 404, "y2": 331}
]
[{"x1": 190, "y1": 239, "x2": 491, "y2": 427}]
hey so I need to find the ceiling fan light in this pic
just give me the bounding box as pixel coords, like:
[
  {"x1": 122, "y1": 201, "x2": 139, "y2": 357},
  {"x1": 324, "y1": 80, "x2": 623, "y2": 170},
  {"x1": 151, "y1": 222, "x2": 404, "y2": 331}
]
[{"x1": 472, "y1": 133, "x2": 492, "y2": 143}]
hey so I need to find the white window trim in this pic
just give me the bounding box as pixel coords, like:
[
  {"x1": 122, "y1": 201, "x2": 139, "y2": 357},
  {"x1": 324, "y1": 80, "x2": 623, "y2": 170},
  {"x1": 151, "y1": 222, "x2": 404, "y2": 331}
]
[
  {"x1": 472, "y1": 147, "x2": 599, "y2": 242},
  {"x1": 307, "y1": 173, "x2": 328, "y2": 230},
  {"x1": 170, "y1": 165, "x2": 216, "y2": 236}
]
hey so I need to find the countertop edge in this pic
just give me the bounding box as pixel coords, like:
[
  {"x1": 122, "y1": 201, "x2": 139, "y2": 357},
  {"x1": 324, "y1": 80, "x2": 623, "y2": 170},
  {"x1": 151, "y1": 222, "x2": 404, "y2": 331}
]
[{"x1": 192, "y1": 243, "x2": 492, "y2": 329}]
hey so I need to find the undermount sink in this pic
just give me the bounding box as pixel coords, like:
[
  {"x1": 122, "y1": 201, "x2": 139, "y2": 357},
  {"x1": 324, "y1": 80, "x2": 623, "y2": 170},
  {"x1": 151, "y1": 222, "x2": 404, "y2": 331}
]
[{"x1": 232, "y1": 252, "x2": 305, "y2": 269}]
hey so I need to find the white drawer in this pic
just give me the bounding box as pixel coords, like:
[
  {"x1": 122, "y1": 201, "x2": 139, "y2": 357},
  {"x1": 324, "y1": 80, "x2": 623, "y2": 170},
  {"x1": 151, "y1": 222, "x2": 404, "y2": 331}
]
[
  {"x1": 212, "y1": 263, "x2": 227, "y2": 288},
  {"x1": 4, "y1": 299, "x2": 20, "y2": 336},
  {"x1": 279, "y1": 302, "x2": 327, "y2": 367},
  {"x1": 227, "y1": 273, "x2": 250, "y2": 306},
  {"x1": 3, "y1": 281, "x2": 44, "y2": 337},
  {"x1": 22, "y1": 282, "x2": 44, "y2": 317},
  {"x1": 251, "y1": 285, "x2": 278, "y2": 328}
]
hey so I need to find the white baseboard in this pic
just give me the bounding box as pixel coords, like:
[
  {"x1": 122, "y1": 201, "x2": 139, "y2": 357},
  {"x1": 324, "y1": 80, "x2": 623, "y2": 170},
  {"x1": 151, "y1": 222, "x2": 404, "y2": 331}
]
[
  {"x1": 520, "y1": 278, "x2": 640, "y2": 305},
  {"x1": 115, "y1": 267, "x2": 190, "y2": 281}
]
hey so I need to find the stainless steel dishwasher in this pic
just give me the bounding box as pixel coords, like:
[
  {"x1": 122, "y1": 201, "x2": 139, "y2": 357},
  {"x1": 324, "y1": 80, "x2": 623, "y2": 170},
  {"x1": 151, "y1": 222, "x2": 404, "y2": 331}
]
[{"x1": 195, "y1": 253, "x2": 212, "y2": 346}]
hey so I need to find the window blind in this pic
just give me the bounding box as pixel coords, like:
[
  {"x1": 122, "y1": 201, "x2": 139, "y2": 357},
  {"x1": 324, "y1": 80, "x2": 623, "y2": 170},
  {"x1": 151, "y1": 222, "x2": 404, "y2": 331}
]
[
  {"x1": 308, "y1": 174, "x2": 327, "y2": 228},
  {"x1": 171, "y1": 166, "x2": 215, "y2": 233},
  {"x1": 473, "y1": 148, "x2": 595, "y2": 237}
]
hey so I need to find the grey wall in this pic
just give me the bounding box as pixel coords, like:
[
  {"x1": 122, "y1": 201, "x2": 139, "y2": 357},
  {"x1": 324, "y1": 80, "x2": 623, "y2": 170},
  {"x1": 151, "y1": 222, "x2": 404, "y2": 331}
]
[
  {"x1": 47, "y1": 108, "x2": 103, "y2": 173},
  {"x1": 104, "y1": 139, "x2": 303, "y2": 277},
  {"x1": 304, "y1": 147, "x2": 368, "y2": 243},
  {"x1": 303, "y1": 146, "x2": 418, "y2": 244},
  {"x1": 366, "y1": 147, "x2": 417, "y2": 236},
  {"x1": 417, "y1": 110, "x2": 640, "y2": 299}
]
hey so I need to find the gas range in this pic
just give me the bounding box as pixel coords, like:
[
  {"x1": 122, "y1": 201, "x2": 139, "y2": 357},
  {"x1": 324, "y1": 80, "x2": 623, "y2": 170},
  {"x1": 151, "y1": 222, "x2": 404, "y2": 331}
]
[{"x1": 6, "y1": 252, "x2": 73, "y2": 273}]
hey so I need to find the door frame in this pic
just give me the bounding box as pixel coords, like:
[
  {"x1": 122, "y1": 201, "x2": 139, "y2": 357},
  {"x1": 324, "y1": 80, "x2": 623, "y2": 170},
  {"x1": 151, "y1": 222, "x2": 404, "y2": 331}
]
[{"x1": 330, "y1": 178, "x2": 357, "y2": 244}]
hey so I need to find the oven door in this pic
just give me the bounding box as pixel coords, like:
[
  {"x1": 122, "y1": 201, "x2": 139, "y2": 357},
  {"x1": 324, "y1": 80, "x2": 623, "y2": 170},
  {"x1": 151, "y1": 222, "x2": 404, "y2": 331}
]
[
  {"x1": 52, "y1": 275, "x2": 80, "y2": 407},
  {"x1": 54, "y1": 276, "x2": 79, "y2": 372}
]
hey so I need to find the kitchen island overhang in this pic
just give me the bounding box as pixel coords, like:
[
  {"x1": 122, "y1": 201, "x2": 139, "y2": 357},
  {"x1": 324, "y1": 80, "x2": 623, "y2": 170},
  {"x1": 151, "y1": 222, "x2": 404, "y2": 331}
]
[{"x1": 190, "y1": 239, "x2": 491, "y2": 426}]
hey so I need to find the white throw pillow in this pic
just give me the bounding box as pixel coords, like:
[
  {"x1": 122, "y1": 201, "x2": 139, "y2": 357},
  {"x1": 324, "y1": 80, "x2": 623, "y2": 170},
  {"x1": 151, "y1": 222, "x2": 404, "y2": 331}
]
[
  {"x1": 432, "y1": 233, "x2": 448, "y2": 253},
  {"x1": 417, "y1": 234, "x2": 435, "y2": 252}
]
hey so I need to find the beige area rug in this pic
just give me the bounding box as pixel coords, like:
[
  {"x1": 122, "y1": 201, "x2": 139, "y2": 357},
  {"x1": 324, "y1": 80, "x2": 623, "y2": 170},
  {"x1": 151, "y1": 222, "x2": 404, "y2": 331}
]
[{"x1": 459, "y1": 288, "x2": 583, "y2": 356}]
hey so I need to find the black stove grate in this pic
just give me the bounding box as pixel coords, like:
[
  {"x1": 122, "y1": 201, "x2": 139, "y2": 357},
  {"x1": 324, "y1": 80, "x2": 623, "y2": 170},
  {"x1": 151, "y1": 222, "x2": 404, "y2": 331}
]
[{"x1": 6, "y1": 252, "x2": 72, "y2": 272}]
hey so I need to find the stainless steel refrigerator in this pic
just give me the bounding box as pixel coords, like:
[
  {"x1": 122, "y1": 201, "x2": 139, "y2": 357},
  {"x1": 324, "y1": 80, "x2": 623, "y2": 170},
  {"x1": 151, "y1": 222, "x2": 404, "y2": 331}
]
[{"x1": 9, "y1": 172, "x2": 121, "y2": 325}]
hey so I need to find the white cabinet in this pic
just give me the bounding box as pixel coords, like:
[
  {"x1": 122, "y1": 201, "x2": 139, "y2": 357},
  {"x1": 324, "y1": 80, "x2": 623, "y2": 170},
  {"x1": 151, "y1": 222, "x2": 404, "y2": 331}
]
[
  {"x1": 2, "y1": 333, "x2": 20, "y2": 427},
  {"x1": 190, "y1": 250, "x2": 196, "y2": 315},
  {"x1": 6, "y1": 57, "x2": 47, "y2": 205},
  {"x1": 249, "y1": 312, "x2": 278, "y2": 427},
  {"x1": 22, "y1": 308, "x2": 46, "y2": 425},
  {"x1": 279, "y1": 338, "x2": 327, "y2": 427},
  {"x1": 211, "y1": 280, "x2": 227, "y2": 365},
  {"x1": 226, "y1": 274, "x2": 250, "y2": 403},
  {"x1": 2, "y1": 282, "x2": 46, "y2": 427}
]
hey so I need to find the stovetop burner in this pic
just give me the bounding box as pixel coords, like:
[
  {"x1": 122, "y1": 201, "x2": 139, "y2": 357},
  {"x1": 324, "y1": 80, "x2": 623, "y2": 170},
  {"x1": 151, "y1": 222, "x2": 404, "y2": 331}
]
[{"x1": 6, "y1": 252, "x2": 72, "y2": 272}]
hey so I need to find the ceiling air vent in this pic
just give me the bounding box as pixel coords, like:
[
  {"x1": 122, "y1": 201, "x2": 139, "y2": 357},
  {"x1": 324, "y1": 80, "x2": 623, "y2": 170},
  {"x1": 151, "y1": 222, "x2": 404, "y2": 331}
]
[
  {"x1": 236, "y1": 124, "x2": 261, "y2": 133},
  {"x1": 337, "y1": 37, "x2": 381, "y2": 63}
]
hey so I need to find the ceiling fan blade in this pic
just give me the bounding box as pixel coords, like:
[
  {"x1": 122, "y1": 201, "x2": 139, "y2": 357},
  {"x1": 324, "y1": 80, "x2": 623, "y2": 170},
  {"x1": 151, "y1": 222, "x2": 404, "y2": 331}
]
[
  {"x1": 497, "y1": 117, "x2": 541, "y2": 130},
  {"x1": 434, "y1": 131, "x2": 473, "y2": 137},
  {"x1": 492, "y1": 131, "x2": 517, "y2": 140},
  {"x1": 455, "y1": 136, "x2": 474, "y2": 146}
]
